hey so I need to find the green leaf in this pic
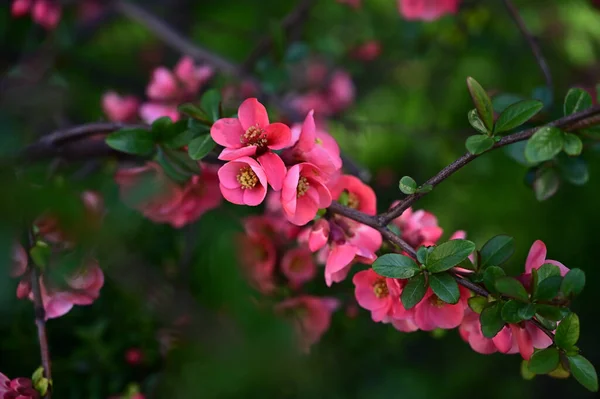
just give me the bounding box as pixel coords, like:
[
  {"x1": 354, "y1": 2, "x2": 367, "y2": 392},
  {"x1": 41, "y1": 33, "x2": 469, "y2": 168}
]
[
  {"x1": 564, "y1": 88, "x2": 592, "y2": 116},
  {"x1": 178, "y1": 102, "x2": 210, "y2": 122},
  {"x1": 465, "y1": 135, "x2": 494, "y2": 155},
  {"x1": 525, "y1": 127, "x2": 565, "y2": 163},
  {"x1": 399, "y1": 176, "x2": 417, "y2": 194},
  {"x1": 518, "y1": 303, "x2": 536, "y2": 320},
  {"x1": 536, "y1": 263, "x2": 561, "y2": 281},
  {"x1": 568, "y1": 355, "x2": 598, "y2": 392},
  {"x1": 536, "y1": 314, "x2": 558, "y2": 331},
  {"x1": 480, "y1": 301, "x2": 505, "y2": 338},
  {"x1": 557, "y1": 156, "x2": 589, "y2": 186},
  {"x1": 106, "y1": 128, "x2": 155, "y2": 156},
  {"x1": 201, "y1": 89, "x2": 222, "y2": 122},
  {"x1": 563, "y1": 133, "x2": 583, "y2": 156},
  {"x1": 483, "y1": 266, "x2": 506, "y2": 294},
  {"x1": 534, "y1": 168, "x2": 560, "y2": 202},
  {"x1": 493, "y1": 93, "x2": 525, "y2": 113},
  {"x1": 495, "y1": 277, "x2": 529, "y2": 302},
  {"x1": 555, "y1": 313, "x2": 580, "y2": 349},
  {"x1": 164, "y1": 129, "x2": 199, "y2": 149},
  {"x1": 416, "y1": 246, "x2": 429, "y2": 265},
  {"x1": 468, "y1": 108, "x2": 488, "y2": 134},
  {"x1": 426, "y1": 240, "x2": 476, "y2": 273},
  {"x1": 429, "y1": 272, "x2": 460, "y2": 304},
  {"x1": 466, "y1": 77, "x2": 494, "y2": 131},
  {"x1": 29, "y1": 241, "x2": 51, "y2": 268},
  {"x1": 521, "y1": 360, "x2": 536, "y2": 380},
  {"x1": 501, "y1": 300, "x2": 527, "y2": 323},
  {"x1": 401, "y1": 273, "x2": 428, "y2": 310},
  {"x1": 188, "y1": 118, "x2": 211, "y2": 135},
  {"x1": 534, "y1": 275, "x2": 562, "y2": 301},
  {"x1": 417, "y1": 184, "x2": 433, "y2": 193},
  {"x1": 188, "y1": 135, "x2": 216, "y2": 160},
  {"x1": 468, "y1": 296, "x2": 488, "y2": 314},
  {"x1": 535, "y1": 304, "x2": 570, "y2": 322},
  {"x1": 561, "y1": 268, "x2": 586, "y2": 296},
  {"x1": 479, "y1": 235, "x2": 514, "y2": 269},
  {"x1": 372, "y1": 254, "x2": 420, "y2": 279},
  {"x1": 494, "y1": 100, "x2": 543, "y2": 133},
  {"x1": 528, "y1": 348, "x2": 560, "y2": 374}
]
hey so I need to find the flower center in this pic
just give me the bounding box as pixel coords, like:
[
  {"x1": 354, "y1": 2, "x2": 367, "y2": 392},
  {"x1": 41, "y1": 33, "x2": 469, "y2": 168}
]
[
  {"x1": 430, "y1": 295, "x2": 445, "y2": 308},
  {"x1": 315, "y1": 138, "x2": 323, "y2": 145},
  {"x1": 373, "y1": 279, "x2": 389, "y2": 298},
  {"x1": 241, "y1": 125, "x2": 268, "y2": 147},
  {"x1": 347, "y1": 192, "x2": 360, "y2": 209},
  {"x1": 297, "y1": 176, "x2": 310, "y2": 197},
  {"x1": 237, "y1": 166, "x2": 258, "y2": 189}
]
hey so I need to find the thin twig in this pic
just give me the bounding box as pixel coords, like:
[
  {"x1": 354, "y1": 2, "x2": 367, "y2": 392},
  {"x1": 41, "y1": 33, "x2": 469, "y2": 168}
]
[
  {"x1": 501, "y1": 0, "x2": 553, "y2": 93},
  {"x1": 379, "y1": 105, "x2": 600, "y2": 225},
  {"x1": 27, "y1": 228, "x2": 52, "y2": 398}
]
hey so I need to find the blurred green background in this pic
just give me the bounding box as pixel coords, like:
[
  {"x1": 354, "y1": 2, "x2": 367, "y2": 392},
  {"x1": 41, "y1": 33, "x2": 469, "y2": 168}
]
[{"x1": 1, "y1": 0, "x2": 600, "y2": 397}]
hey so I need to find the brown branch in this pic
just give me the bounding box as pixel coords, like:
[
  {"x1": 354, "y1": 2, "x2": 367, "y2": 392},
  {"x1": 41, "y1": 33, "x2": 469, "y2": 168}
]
[
  {"x1": 241, "y1": 0, "x2": 315, "y2": 72},
  {"x1": 27, "y1": 228, "x2": 52, "y2": 398},
  {"x1": 501, "y1": 0, "x2": 553, "y2": 93},
  {"x1": 379, "y1": 104, "x2": 600, "y2": 225}
]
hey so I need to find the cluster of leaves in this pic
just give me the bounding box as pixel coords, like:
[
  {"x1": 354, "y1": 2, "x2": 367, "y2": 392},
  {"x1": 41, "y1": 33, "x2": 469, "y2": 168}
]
[
  {"x1": 371, "y1": 235, "x2": 597, "y2": 391},
  {"x1": 105, "y1": 91, "x2": 222, "y2": 183}
]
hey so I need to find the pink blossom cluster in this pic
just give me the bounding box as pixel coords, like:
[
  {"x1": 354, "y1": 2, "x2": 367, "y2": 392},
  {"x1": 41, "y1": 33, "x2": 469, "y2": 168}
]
[
  {"x1": 115, "y1": 162, "x2": 222, "y2": 228},
  {"x1": 11, "y1": 0, "x2": 60, "y2": 30},
  {"x1": 336, "y1": 0, "x2": 461, "y2": 21},
  {"x1": 10, "y1": 192, "x2": 105, "y2": 320},
  {"x1": 0, "y1": 373, "x2": 39, "y2": 399},
  {"x1": 102, "y1": 56, "x2": 213, "y2": 124}
]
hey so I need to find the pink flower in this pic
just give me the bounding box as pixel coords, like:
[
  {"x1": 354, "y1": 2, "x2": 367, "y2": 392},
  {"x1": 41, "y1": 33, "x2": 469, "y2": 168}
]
[
  {"x1": 459, "y1": 310, "x2": 500, "y2": 355},
  {"x1": 238, "y1": 229, "x2": 277, "y2": 294},
  {"x1": 328, "y1": 70, "x2": 355, "y2": 113},
  {"x1": 173, "y1": 56, "x2": 214, "y2": 95},
  {"x1": 282, "y1": 111, "x2": 342, "y2": 180},
  {"x1": 276, "y1": 296, "x2": 339, "y2": 352},
  {"x1": 391, "y1": 318, "x2": 419, "y2": 332},
  {"x1": 413, "y1": 286, "x2": 470, "y2": 331},
  {"x1": 125, "y1": 348, "x2": 144, "y2": 365},
  {"x1": 139, "y1": 103, "x2": 180, "y2": 124},
  {"x1": 102, "y1": 92, "x2": 140, "y2": 122},
  {"x1": 31, "y1": 0, "x2": 61, "y2": 30},
  {"x1": 11, "y1": 0, "x2": 31, "y2": 16},
  {"x1": 281, "y1": 163, "x2": 332, "y2": 226},
  {"x1": 218, "y1": 157, "x2": 269, "y2": 206},
  {"x1": 398, "y1": 0, "x2": 460, "y2": 21},
  {"x1": 391, "y1": 205, "x2": 443, "y2": 247},
  {"x1": 243, "y1": 214, "x2": 300, "y2": 244},
  {"x1": 281, "y1": 247, "x2": 316, "y2": 288},
  {"x1": 525, "y1": 240, "x2": 569, "y2": 276},
  {"x1": 0, "y1": 373, "x2": 40, "y2": 399},
  {"x1": 353, "y1": 269, "x2": 410, "y2": 322},
  {"x1": 305, "y1": 218, "x2": 330, "y2": 252},
  {"x1": 323, "y1": 221, "x2": 382, "y2": 286},
  {"x1": 329, "y1": 174, "x2": 377, "y2": 215},
  {"x1": 10, "y1": 244, "x2": 28, "y2": 278},
  {"x1": 350, "y1": 40, "x2": 382, "y2": 61}
]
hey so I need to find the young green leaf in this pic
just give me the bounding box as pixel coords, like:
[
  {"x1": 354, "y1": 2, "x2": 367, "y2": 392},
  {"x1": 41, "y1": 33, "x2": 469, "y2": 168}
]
[
  {"x1": 178, "y1": 103, "x2": 210, "y2": 122},
  {"x1": 372, "y1": 254, "x2": 420, "y2": 279},
  {"x1": 417, "y1": 184, "x2": 433, "y2": 193},
  {"x1": 568, "y1": 355, "x2": 599, "y2": 392},
  {"x1": 164, "y1": 129, "x2": 199, "y2": 149},
  {"x1": 416, "y1": 246, "x2": 429, "y2": 265},
  {"x1": 528, "y1": 348, "x2": 560, "y2": 374},
  {"x1": 535, "y1": 304, "x2": 569, "y2": 322},
  {"x1": 188, "y1": 134, "x2": 216, "y2": 160},
  {"x1": 468, "y1": 108, "x2": 489, "y2": 134},
  {"x1": 29, "y1": 242, "x2": 50, "y2": 268},
  {"x1": 555, "y1": 313, "x2": 580, "y2": 349},
  {"x1": 525, "y1": 127, "x2": 565, "y2": 163},
  {"x1": 536, "y1": 263, "x2": 561, "y2": 281},
  {"x1": 468, "y1": 296, "x2": 488, "y2": 314},
  {"x1": 483, "y1": 266, "x2": 506, "y2": 294},
  {"x1": 501, "y1": 300, "x2": 526, "y2": 323},
  {"x1": 564, "y1": 88, "x2": 592, "y2": 116},
  {"x1": 557, "y1": 156, "x2": 589, "y2": 186},
  {"x1": 201, "y1": 89, "x2": 222, "y2": 122},
  {"x1": 533, "y1": 168, "x2": 560, "y2": 202},
  {"x1": 466, "y1": 77, "x2": 494, "y2": 131},
  {"x1": 401, "y1": 273, "x2": 428, "y2": 310},
  {"x1": 106, "y1": 128, "x2": 155, "y2": 156},
  {"x1": 521, "y1": 360, "x2": 536, "y2": 381},
  {"x1": 480, "y1": 301, "x2": 505, "y2": 338},
  {"x1": 561, "y1": 268, "x2": 586, "y2": 296},
  {"x1": 494, "y1": 100, "x2": 543, "y2": 133},
  {"x1": 399, "y1": 176, "x2": 417, "y2": 194},
  {"x1": 517, "y1": 303, "x2": 536, "y2": 320},
  {"x1": 465, "y1": 135, "x2": 494, "y2": 155},
  {"x1": 426, "y1": 240, "x2": 476, "y2": 273},
  {"x1": 479, "y1": 235, "x2": 514, "y2": 269},
  {"x1": 495, "y1": 277, "x2": 529, "y2": 302},
  {"x1": 563, "y1": 133, "x2": 583, "y2": 156},
  {"x1": 534, "y1": 275, "x2": 562, "y2": 301},
  {"x1": 429, "y1": 272, "x2": 460, "y2": 304}
]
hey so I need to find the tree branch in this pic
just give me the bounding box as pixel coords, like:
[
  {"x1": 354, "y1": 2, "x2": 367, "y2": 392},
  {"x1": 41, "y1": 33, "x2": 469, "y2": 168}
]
[
  {"x1": 379, "y1": 104, "x2": 600, "y2": 225},
  {"x1": 501, "y1": 0, "x2": 553, "y2": 93},
  {"x1": 27, "y1": 228, "x2": 52, "y2": 398}
]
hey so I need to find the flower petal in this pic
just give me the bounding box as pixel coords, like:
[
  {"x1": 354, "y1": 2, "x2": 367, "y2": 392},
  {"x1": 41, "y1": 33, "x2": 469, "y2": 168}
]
[
  {"x1": 265, "y1": 122, "x2": 293, "y2": 150},
  {"x1": 219, "y1": 184, "x2": 244, "y2": 205},
  {"x1": 257, "y1": 152, "x2": 287, "y2": 191},
  {"x1": 525, "y1": 240, "x2": 547, "y2": 273},
  {"x1": 218, "y1": 146, "x2": 257, "y2": 160},
  {"x1": 211, "y1": 118, "x2": 244, "y2": 148},
  {"x1": 238, "y1": 98, "x2": 269, "y2": 130}
]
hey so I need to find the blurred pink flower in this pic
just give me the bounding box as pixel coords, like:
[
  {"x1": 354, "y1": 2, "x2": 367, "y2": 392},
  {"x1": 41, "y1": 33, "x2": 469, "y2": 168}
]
[
  {"x1": 125, "y1": 348, "x2": 144, "y2": 366},
  {"x1": 12, "y1": 0, "x2": 61, "y2": 30},
  {"x1": 238, "y1": 231, "x2": 277, "y2": 294},
  {"x1": 0, "y1": 373, "x2": 40, "y2": 399},
  {"x1": 391, "y1": 205, "x2": 443, "y2": 247},
  {"x1": 329, "y1": 174, "x2": 377, "y2": 215},
  {"x1": 281, "y1": 247, "x2": 316, "y2": 288},
  {"x1": 398, "y1": 0, "x2": 460, "y2": 21},
  {"x1": 350, "y1": 40, "x2": 382, "y2": 61},
  {"x1": 102, "y1": 92, "x2": 140, "y2": 122}
]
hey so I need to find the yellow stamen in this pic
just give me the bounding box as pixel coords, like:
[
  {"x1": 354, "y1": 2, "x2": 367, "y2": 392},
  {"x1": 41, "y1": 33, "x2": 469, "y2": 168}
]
[
  {"x1": 315, "y1": 138, "x2": 323, "y2": 145},
  {"x1": 241, "y1": 125, "x2": 268, "y2": 147},
  {"x1": 237, "y1": 166, "x2": 258, "y2": 189},
  {"x1": 430, "y1": 295, "x2": 445, "y2": 308},
  {"x1": 373, "y1": 279, "x2": 389, "y2": 298},
  {"x1": 297, "y1": 176, "x2": 310, "y2": 197},
  {"x1": 347, "y1": 192, "x2": 360, "y2": 209}
]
